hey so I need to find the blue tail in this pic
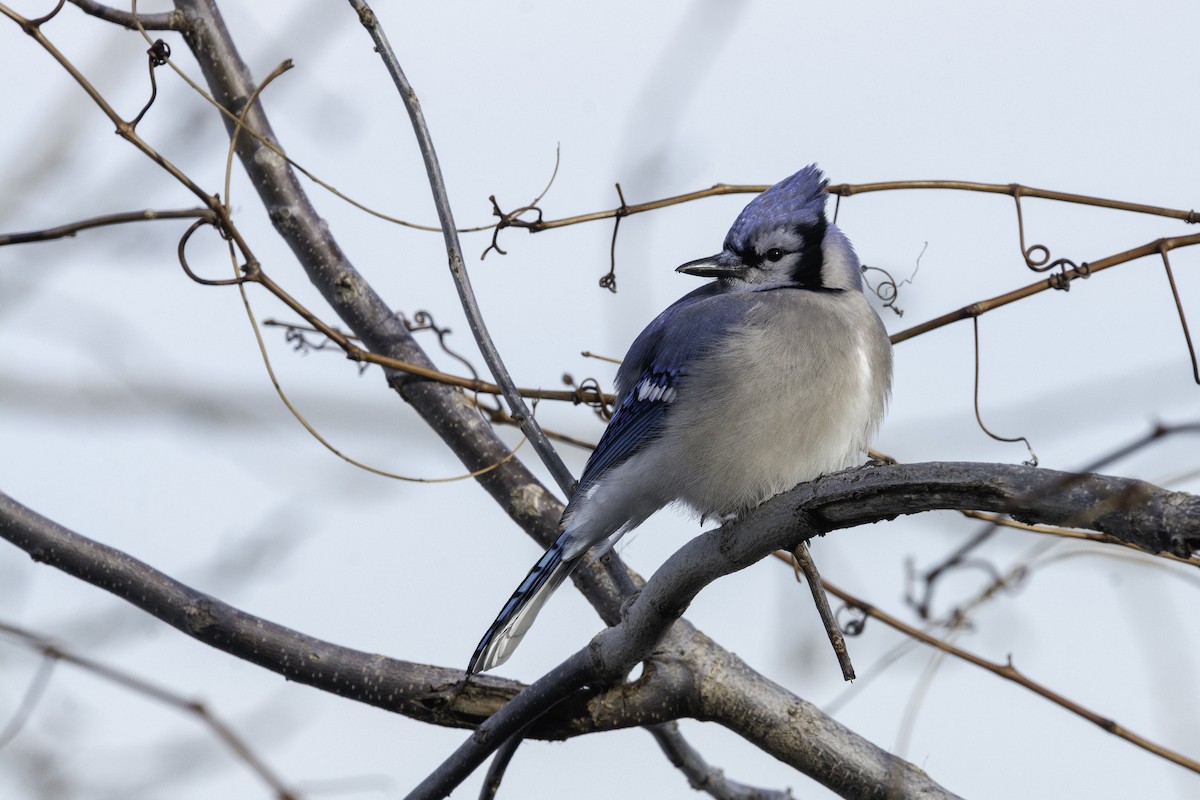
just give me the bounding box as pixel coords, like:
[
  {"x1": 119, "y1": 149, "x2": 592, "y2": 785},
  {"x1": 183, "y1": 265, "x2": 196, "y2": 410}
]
[{"x1": 467, "y1": 536, "x2": 581, "y2": 674}]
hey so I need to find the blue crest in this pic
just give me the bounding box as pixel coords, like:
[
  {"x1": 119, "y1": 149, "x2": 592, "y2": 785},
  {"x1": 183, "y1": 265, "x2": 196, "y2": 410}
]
[{"x1": 724, "y1": 164, "x2": 828, "y2": 252}]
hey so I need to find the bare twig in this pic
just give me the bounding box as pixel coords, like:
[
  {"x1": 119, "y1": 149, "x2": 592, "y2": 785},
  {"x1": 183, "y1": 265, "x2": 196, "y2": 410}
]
[
  {"x1": 971, "y1": 317, "x2": 1038, "y2": 465},
  {"x1": 791, "y1": 543, "x2": 855, "y2": 681},
  {"x1": 958, "y1": 509, "x2": 1200, "y2": 568},
  {"x1": 408, "y1": 463, "x2": 1199, "y2": 798},
  {"x1": 477, "y1": 735, "x2": 523, "y2": 800},
  {"x1": 811, "y1": 577, "x2": 1200, "y2": 776},
  {"x1": 0, "y1": 651, "x2": 55, "y2": 750},
  {"x1": 68, "y1": 0, "x2": 182, "y2": 30},
  {"x1": 648, "y1": 722, "x2": 794, "y2": 800},
  {"x1": 828, "y1": 179, "x2": 1200, "y2": 224},
  {"x1": 487, "y1": 178, "x2": 1198, "y2": 237},
  {"x1": 890, "y1": 232, "x2": 1200, "y2": 344},
  {"x1": 0, "y1": 207, "x2": 213, "y2": 246},
  {"x1": 256, "y1": 319, "x2": 615, "y2": 406},
  {"x1": 1158, "y1": 245, "x2": 1200, "y2": 384},
  {"x1": 0, "y1": 621, "x2": 299, "y2": 798},
  {"x1": 347, "y1": 0, "x2": 575, "y2": 496}
]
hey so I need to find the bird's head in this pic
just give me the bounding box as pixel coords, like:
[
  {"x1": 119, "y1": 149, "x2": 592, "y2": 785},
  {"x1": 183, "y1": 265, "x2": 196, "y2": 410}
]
[{"x1": 677, "y1": 164, "x2": 862, "y2": 292}]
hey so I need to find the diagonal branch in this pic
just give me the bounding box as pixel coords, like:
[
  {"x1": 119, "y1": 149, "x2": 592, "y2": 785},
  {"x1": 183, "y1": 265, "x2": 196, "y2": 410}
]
[
  {"x1": 648, "y1": 722, "x2": 795, "y2": 800},
  {"x1": 890, "y1": 231, "x2": 1200, "y2": 344},
  {"x1": 0, "y1": 481, "x2": 949, "y2": 800},
  {"x1": 811, "y1": 577, "x2": 1200, "y2": 775},
  {"x1": 9, "y1": 462, "x2": 1185, "y2": 798},
  {"x1": 0, "y1": 621, "x2": 299, "y2": 799},
  {"x1": 408, "y1": 462, "x2": 1200, "y2": 798},
  {"x1": 347, "y1": 0, "x2": 575, "y2": 496}
]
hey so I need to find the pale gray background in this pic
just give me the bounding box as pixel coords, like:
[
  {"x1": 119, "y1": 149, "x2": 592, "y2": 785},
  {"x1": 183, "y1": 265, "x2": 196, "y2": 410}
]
[{"x1": 2, "y1": 1, "x2": 1198, "y2": 797}]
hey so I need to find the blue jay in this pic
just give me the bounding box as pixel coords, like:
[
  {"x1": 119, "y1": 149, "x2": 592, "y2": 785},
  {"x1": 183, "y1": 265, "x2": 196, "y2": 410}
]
[{"x1": 468, "y1": 165, "x2": 892, "y2": 674}]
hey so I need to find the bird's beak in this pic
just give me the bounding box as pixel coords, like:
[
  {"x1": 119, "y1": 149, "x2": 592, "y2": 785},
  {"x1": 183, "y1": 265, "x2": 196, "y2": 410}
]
[{"x1": 675, "y1": 250, "x2": 746, "y2": 279}]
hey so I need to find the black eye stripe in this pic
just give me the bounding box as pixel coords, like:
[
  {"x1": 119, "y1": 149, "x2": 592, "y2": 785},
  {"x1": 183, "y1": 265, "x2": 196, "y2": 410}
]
[{"x1": 791, "y1": 215, "x2": 827, "y2": 287}]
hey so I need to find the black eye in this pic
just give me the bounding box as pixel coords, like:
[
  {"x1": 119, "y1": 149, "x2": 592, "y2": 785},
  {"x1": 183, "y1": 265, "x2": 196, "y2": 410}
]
[{"x1": 765, "y1": 248, "x2": 785, "y2": 262}]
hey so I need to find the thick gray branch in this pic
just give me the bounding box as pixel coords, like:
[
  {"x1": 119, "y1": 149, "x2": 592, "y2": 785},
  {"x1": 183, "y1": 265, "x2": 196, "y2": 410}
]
[
  {"x1": 412, "y1": 462, "x2": 1196, "y2": 799},
  {"x1": 0, "y1": 490, "x2": 517, "y2": 729},
  {"x1": 167, "y1": 0, "x2": 630, "y2": 625},
  {"x1": 9, "y1": 461, "x2": 1192, "y2": 796}
]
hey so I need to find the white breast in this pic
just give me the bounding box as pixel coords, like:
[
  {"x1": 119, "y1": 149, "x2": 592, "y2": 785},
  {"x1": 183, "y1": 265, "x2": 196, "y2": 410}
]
[{"x1": 645, "y1": 292, "x2": 891, "y2": 518}]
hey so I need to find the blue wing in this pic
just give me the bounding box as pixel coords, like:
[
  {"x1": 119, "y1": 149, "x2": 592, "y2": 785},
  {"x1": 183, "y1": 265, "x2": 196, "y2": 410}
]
[{"x1": 572, "y1": 282, "x2": 745, "y2": 494}]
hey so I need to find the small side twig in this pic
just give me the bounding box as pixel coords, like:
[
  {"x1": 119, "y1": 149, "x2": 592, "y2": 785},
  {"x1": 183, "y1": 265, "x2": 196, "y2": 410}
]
[
  {"x1": 890, "y1": 232, "x2": 1200, "y2": 345},
  {"x1": 808, "y1": 576, "x2": 1200, "y2": 777},
  {"x1": 648, "y1": 721, "x2": 794, "y2": 800},
  {"x1": 971, "y1": 317, "x2": 1038, "y2": 466},
  {"x1": 0, "y1": 208, "x2": 213, "y2": 246},
  {"x1": 0, "y1": 621, "x2": 299, "y2": 799},
  {"x1": 791, "y1": 543, "x2": 855, "y2": 681},
  {"x1": 477, "y1": 734, "x2": 523, "y2": 800},
  {"x1": 68, "y1": 0, "x2": 182, "y2": 30}
]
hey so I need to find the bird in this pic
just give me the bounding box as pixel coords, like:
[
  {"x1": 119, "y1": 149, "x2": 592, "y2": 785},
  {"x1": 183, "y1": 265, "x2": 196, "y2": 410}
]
[{"x1": 467, "y1": 164, "x2": 893, "y2": 675}]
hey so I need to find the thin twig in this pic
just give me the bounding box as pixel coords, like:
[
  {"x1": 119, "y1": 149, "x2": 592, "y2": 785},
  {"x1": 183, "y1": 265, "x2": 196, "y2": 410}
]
[
  {"x1": 488, "y1": 179, "x2": 1198, "y2": 236},
  {"x1": 648, "y1": 722, "x2": 794, "y2": 800},
  {"x1": 347, "y1": 0, "x2": 575, "y2": 496},
  {"x1": 0, "y1": 207, "x2": 213, "y2": 246},
  {"x1": 0, "y1": 621, "x2": 299, "y2": 798},
  {"x1": 791, "y1": 543, "x2": 855, "y2": 681},
  {"x1": 477, "y1": 735, "x2": 523, "y2": 800},
  {"x1": 67, "y1": 0, "x2": 181, "y2": 29},
  {"x1": 829, "y1": 179, "x2": 1200, "y2": 223},
  {"x1": 256, "y1": 319, "x2": 615, "y2": 406},
  {"x1": 971, "y1": 316, "x2": 1038, "y2": 465},
  {"x1": 958, "y1": 509, "x2": 1200, "y2": 568},
  {"x1": 1158, "y1": 245, "x2": 1200, "y2": 384},
  {"x1": 890, "y1": 232, "x2": 1200, "y2": 344},
  {"x1": 809, "y1": 575, "x2": 1200, "y2": 776},
  {"x1": 0, "y1": 652, "x2": 55, "y2": 750}
]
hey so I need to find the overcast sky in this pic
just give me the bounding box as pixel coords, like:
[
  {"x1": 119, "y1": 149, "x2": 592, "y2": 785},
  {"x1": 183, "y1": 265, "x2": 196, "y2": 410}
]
[{"x1": 2, "y1": 1, "x2": 1199, "y2": 798}]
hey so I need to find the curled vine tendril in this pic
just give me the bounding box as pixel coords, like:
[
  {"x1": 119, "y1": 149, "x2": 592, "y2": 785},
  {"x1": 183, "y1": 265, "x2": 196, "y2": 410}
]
[
  {"x1": 837, "y1": 604, "x2": 867, "y2": 637},
  {"x1": 177, "y1": 218, "x2": 248, "y2": 286},
  {"x1": 129, "y1": 40, "x2": 172, "y2": 130},
  {"x1": 972, "y1": 316, "x2": 1038, "y2": 467},
  {"x1": 598, "y1": 184, "x2": 629, "y2": 294},
  {"x1": 861, "y1": 242, "x2": 923, "y2": 317},
  {"x1": 1012, "y1": 190, "x2": 1089, "y2": 292},
  {"x1": 402, "y1": 310, "x2": 481, "y2": 385},
  {"x1": 561, "y1": 373, "x2": 613, "y2": 420},
  {"x1": 480, "y1": 146, "x2": 562, "y2": 261},
  {"x1": 482, "y1": 195, "x2": 543, "y2": 260}
]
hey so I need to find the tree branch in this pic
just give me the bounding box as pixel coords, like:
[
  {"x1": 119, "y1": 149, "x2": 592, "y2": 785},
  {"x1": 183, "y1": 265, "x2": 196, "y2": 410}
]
[
  {"x1": 10, "y1": 462, "x2": 1183, "y2": 797},
  {"x1": 406, "y1": 462, "x2": 1199, "y2": 798},
  {"x1": 810, "y1": 576, "x2": 1200, "y2": 775},
  {"x1": 163, "y1": 7, "x2": 648, "y2": 737},
  {"x1": 347, "y1": 0, "x2": 576, "y2": 496},
  {"x1": 0, "y1": 207, "x2": 213, "y2": 246},
  {"x1": 648, "y1": 721, "x2": 794, "y2": 800},
  {"x1": 0, "y1": 621, "x2": 299, "y2": 799},
  {"x1": 69, "y1": 0, "x2": 184, "y2": 30}
]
